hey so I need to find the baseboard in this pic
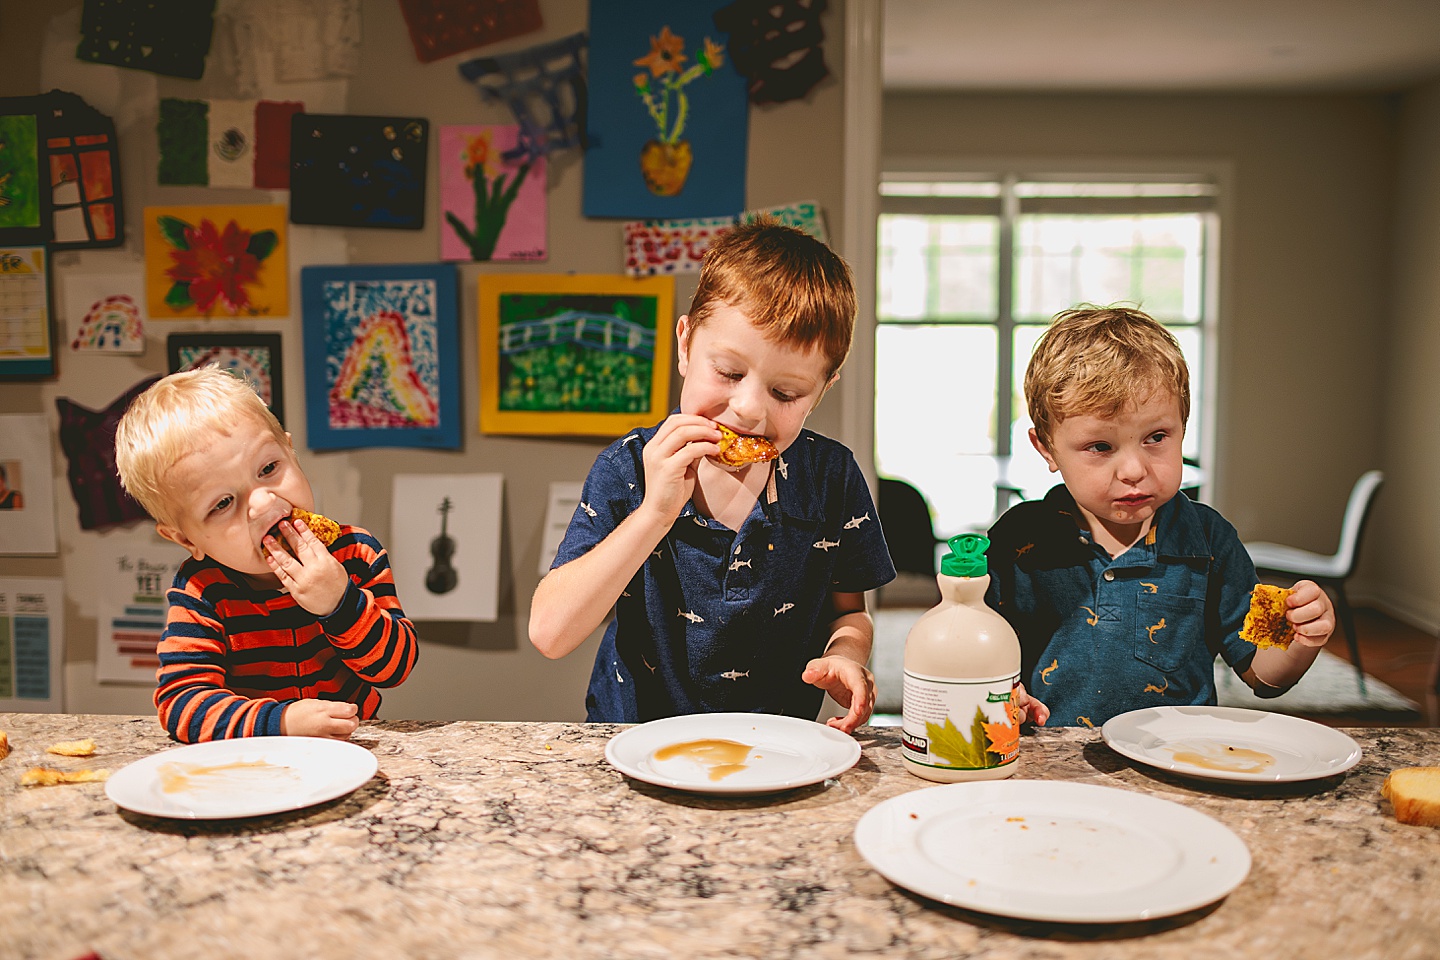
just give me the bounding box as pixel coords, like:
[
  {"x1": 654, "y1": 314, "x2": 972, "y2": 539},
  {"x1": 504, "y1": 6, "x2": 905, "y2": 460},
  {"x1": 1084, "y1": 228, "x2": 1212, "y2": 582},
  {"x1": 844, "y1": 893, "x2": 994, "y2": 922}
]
[{"x1": 1349, "y1": 584, "x2": 1440, "y2": 635}]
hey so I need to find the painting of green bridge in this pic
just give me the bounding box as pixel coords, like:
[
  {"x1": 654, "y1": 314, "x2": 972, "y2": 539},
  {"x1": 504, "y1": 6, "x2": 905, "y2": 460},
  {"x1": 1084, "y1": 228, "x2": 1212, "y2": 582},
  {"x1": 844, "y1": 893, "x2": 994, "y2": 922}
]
[{"x1": 479, "y1": 274, "x2": 674, "y2": 437}]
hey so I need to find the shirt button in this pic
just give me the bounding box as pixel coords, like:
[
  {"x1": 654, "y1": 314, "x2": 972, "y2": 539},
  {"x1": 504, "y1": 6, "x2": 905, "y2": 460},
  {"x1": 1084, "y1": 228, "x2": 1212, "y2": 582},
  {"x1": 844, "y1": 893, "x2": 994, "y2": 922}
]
[
  {"x1": 1078, "y1": 535, "x2": 1087, "y2": 544},
  {"x1": 1103, "y1": 571, "x2": 1115, "y2": 581}
]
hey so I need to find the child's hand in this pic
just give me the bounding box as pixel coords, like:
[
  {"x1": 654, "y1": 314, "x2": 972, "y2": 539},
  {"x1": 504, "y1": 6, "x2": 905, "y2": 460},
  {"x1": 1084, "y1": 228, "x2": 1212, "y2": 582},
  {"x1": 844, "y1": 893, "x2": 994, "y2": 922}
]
[
  {"x1": 1013, "y1": 682, "x2": 1050, "y2": 726},
  {"x1": 801, "y1": 655, "x2": 876, "y2": 734},
  {"x1": 639, "y1": 414, "x2": 721, "y2": 525},
  {"x1": 264, "y1": 518, "x2": 348, "y2": 616},
  {"x1": 281, "y1": 699, "x2": 359, "y2": 738},
  {"x1": 1285, "y1": 580, "x2": 1335, "y2": 648}
]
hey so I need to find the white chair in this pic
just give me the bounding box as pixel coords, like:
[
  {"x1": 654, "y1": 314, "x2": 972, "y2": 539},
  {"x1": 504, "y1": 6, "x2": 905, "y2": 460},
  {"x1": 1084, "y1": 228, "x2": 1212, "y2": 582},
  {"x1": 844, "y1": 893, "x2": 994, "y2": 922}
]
[{"x1": 1244, "y1": 470, "x2": 1384, "y2": 693}]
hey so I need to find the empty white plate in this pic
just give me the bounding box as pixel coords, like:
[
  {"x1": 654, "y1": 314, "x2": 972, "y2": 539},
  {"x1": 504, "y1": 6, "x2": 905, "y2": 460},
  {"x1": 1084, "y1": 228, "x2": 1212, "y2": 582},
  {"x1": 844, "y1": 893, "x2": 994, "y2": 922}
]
[
  {"x1": 854, "y1": 780, "x2": 1251, "y2": 923},
  {"x1": 604, "y1": 713, "x2": 861, "y2": 795},
  {"x1": 105, "y1": 736, "x2": 378, "y2": 819},
  {"x1": 1102, "y1": 705, "x2": 1362, "y2": 783}
]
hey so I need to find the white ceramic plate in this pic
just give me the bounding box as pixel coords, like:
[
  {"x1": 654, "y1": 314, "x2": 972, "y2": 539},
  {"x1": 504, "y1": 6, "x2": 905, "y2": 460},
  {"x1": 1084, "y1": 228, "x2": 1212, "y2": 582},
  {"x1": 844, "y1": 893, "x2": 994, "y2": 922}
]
[
  {"x1": 604, "y1": 713, "x2": 862, "y2": 795},
  {"x1": 1101, "y1": 705, "x2": 1363, "y2": 783},
  {"x1": 854, "y1": 780, "x2": 1251, "y2": 923},
  {"x1": 105, "y1": 736, "x2": 378, "y2": 819}
]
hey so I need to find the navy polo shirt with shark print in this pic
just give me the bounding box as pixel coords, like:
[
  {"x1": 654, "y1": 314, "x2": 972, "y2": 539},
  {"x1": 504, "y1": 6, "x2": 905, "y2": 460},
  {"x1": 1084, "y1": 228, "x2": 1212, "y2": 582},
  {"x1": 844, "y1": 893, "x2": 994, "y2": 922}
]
[
  {"x1": 552, "y1": 421, "x2": 896, "y2": 724},
  {"x1": 984, "y1": 483, "x2": 1261, "y2": 728}
]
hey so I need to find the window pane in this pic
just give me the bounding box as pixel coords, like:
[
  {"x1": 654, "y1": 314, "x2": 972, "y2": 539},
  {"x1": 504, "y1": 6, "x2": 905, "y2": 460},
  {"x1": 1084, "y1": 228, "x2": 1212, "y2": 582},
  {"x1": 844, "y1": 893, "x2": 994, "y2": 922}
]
[
  {"x1": 1014, "y1": 214, "x2": 1204, "y2": 322},
  {"x1": 875, "y1": 325, "x2": 998, "y2": 533},
  {"x1": 878, "y1": 214, "x2": 997, "y2": 320}
]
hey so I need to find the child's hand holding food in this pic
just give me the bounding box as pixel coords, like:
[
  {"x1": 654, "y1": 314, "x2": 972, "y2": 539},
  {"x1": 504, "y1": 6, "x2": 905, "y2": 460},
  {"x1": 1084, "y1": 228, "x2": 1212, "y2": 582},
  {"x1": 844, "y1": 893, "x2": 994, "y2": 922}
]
[{"x1": 265, "y1": 509, "x2": 348, "y2": 616}]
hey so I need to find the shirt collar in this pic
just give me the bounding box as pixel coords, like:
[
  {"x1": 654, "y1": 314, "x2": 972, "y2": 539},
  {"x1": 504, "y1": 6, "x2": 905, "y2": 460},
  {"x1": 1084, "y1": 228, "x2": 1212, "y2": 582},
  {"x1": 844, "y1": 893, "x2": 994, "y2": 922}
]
[{"x1": 1036, "y1": 484, "x2": 1211, "y2": 560}]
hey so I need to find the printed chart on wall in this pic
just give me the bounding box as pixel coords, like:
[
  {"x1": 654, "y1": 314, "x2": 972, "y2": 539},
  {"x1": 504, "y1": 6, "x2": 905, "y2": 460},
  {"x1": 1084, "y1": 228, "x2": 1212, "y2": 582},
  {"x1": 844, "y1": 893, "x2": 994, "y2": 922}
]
[
  {"x1": 0, "y1": 578, "x2": 63, "y2": 712},
  {"x1": 0, "y1": 246, "x2": 55, "y2": 377},
  {"x1": 95, "y1": 547, "x2": 182, "y2": 684}
]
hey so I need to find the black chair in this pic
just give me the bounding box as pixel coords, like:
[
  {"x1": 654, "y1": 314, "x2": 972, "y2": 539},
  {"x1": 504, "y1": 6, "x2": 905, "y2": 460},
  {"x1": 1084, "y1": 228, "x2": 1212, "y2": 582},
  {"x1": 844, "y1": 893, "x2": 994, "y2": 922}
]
[{"x1": 878, "y1": 477, "x2": 944, "y2": 578}]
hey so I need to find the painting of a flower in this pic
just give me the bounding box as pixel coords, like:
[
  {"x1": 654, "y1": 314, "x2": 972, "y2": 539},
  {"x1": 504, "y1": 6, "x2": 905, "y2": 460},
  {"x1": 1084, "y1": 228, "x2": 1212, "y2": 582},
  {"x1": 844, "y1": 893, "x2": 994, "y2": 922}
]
[
  {"x1": 439, "y1": 126, "x2": 546, "y2": 263},
  {"x1": 144, "y1": 204, "x2": 288, "y2": 319},
  {"x1": 161, "y1": 217, "x2": 275, "y2": 314},
  {"x1": 582, "y1": 1, "x2": 748, "y2": 219},
  {"x1": 630, "y1": 24, "x2": 725, "y2": 196}
]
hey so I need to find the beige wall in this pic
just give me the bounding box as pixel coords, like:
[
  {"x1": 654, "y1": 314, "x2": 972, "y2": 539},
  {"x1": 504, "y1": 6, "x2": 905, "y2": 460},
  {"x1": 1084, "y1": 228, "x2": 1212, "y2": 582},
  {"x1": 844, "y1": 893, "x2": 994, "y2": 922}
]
[
  {"x1": 0, "y1": 0, "x2": 854, "y2": 717},
  {"x1": 881, "y1": 91, "x2": 1418, "y2": 618},
  {"x1": 1378, "y1": 78, "x2": 1440, "y2": 629}
]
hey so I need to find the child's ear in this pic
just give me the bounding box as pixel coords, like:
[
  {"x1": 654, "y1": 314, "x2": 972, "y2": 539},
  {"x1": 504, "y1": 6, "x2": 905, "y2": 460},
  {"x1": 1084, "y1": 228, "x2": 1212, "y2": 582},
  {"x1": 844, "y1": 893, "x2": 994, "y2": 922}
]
[
  {"x1": 809, "y1": 372, "x2": 840, "y2": 411},
  {"x1": 156, "y1": 521, "x2": 205, "y2": 561},
  {"x1": 675, "y1": 315, "x2": 693, "y2": 376},
  {"x1": 1029, "y1": 427, "x2": 1060, "y2": 472}
]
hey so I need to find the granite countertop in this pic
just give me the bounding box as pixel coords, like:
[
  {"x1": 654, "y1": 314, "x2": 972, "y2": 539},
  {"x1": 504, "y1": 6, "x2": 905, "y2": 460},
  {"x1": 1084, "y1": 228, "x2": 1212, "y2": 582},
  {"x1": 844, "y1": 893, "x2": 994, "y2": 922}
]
[{"x1": 2, "y1": 713, "x2": 1437, "y2": 960}]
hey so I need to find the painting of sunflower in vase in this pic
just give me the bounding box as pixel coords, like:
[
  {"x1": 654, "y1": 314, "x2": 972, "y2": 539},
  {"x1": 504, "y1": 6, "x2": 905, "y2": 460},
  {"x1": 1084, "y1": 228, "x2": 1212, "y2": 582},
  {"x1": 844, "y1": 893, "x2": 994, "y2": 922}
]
[
  {"x1": 631, "y1": 26, "x2": 726, "y2": 197},
  {"x1": 144, "y1": 204, "x2": 287, "y2": 319}
]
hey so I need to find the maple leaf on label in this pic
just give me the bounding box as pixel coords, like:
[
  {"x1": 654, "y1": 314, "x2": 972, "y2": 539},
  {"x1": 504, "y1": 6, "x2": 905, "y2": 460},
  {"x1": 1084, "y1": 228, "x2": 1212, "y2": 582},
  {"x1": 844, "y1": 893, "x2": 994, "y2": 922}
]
[
  {"x1": 983, "y1": 713, "x2": 1019, "y2": 760},
  {"x1": 925, "y1": 711, "x2": 990, "y2": 767}
]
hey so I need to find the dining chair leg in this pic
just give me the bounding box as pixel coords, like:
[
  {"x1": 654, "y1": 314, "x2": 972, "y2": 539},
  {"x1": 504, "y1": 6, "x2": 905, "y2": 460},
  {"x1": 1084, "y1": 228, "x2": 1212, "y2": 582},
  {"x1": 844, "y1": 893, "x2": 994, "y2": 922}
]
[{"x1": 1331, "y1": 582, "x2": 1367, "y2": 696}]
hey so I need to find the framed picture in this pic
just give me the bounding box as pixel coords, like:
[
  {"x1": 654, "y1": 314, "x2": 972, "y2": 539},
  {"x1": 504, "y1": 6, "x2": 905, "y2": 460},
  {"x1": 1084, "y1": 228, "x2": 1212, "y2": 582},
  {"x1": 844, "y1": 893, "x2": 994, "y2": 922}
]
[
  {"x1": 479, "y1": 273, "x2": 673, "y2": 437},
  {"x1": 167, "y1": 332, "x2": 285, "y2": 425},
  {"x1": 302, "y1": 263, "x2": 461, "y2": 450},
  {"x1": 0, "y1": 96, "x2": 50, "y2": 247}
]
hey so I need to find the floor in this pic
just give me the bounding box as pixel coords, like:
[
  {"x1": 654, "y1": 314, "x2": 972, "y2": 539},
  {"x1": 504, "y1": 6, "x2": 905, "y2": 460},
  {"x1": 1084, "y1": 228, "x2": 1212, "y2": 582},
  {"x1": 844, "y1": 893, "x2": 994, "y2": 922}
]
[{"x1": 1308, "y1": 607, "x2": 1439, "y2": 728}]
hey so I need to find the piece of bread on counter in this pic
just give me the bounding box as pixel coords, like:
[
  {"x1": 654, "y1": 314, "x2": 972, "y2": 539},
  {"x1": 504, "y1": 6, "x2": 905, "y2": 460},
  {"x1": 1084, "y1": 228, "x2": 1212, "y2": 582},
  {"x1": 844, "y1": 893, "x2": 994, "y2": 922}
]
[
  {"x1": 1382, "y1": 766, "x2": 1440, "y2": 827},
  {"x1": 0, "y1": 730, "x2": 9, "y2": 761},
  {"x1": 1239, "y1": 583, "x2": 1295, "y2": 649}
]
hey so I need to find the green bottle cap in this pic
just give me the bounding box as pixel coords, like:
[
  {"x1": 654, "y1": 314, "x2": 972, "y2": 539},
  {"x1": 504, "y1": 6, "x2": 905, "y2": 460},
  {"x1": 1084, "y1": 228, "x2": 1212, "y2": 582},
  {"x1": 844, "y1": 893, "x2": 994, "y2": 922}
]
[{"x1": 940, "y1": 533, "x2": 989, "y2": 578}]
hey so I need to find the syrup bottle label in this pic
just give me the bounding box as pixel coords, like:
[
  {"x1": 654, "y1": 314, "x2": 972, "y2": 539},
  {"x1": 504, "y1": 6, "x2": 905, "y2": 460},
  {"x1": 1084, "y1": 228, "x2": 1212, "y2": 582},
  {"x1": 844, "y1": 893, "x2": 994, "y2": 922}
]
[{"x1": 901, "y1": 671, "x2": 1021, "y2": 770}]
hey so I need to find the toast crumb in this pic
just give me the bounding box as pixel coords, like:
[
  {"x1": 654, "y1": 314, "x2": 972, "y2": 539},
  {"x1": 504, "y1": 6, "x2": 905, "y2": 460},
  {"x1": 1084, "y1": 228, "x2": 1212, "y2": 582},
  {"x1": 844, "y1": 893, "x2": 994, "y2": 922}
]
[
  {"x1": 21, "y1": 767, "x2": 110, "y2": 787},
  {"x1": 46, "y1": 738, "x2": 96, "y2": 757},
  {"x1": 0, "y1": 730, "x2": 9, "y2": 761}
]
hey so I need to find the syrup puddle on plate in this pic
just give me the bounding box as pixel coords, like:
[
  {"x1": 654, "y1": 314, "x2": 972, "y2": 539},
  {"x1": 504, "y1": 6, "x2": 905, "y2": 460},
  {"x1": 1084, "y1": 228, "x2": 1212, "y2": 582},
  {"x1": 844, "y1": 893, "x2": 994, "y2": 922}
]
[
  {"x1": 1167, "y1": 740, "x2": 1275, "y2": 774},
  {"x1": 158, "y1": 759, "x2": 302, "y2": 795},
  {"x1": 652, "y1": 738, "x2": 761, "y2": 781}
]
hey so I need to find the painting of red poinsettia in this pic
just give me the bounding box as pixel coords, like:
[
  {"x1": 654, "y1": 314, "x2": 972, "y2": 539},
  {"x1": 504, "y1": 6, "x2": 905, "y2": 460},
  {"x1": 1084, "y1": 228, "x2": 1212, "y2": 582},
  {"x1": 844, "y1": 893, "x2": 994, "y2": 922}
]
[{"x1": 143, "y1": 204, "x2": 288, "y2": 318}]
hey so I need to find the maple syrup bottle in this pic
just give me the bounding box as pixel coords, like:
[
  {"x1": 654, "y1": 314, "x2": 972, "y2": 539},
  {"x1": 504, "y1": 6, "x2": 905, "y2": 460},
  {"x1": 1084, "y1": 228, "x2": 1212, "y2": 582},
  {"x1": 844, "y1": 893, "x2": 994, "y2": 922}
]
[{"x1": 900, "y1": 533, "x2": 1022, "y2": 782}]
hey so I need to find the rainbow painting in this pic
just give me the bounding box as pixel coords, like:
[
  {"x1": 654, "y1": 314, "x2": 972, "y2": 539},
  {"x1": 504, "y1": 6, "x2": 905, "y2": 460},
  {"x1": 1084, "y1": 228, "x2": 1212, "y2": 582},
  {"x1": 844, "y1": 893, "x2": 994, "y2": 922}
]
[
  {"x1": 65, "y1": 274, "x2": 146, "y2": 354},
  {"x1": 301, "y1": 264, "x2": 460, "y2": 450},
  {"x1": 166, "y1": 332, "x2": 284, "y2": 425}
]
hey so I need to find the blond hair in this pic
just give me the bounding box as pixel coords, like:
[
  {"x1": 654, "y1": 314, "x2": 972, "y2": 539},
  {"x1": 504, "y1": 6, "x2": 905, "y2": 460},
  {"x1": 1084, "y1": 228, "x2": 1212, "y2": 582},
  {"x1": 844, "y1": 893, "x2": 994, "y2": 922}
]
[
  {"x1": 687, "y1": 216, "x2": 856, "y2": 377},
  {"x1": 1025, "y1": 305, "x2": 1191, "y2": 450},
  {"x1": 115, "y1": 366, "x2": 288, "y2": 528}
]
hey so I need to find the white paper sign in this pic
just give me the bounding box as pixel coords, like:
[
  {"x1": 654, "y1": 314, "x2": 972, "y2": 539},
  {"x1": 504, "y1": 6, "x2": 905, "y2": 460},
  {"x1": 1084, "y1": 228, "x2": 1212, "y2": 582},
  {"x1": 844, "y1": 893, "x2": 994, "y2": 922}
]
[
  {"x1": 390, "y1": 474, "x2": 503, "y2": 622},
  {"x1": 538, "y1": 481, "x2": 583, "y2": 576},
  {"x1": 95, "y1": 547, "x2": 183, "y2": 684},
  {"x1": 0, "y1": 577, "x2": 64, "y2": 712},
  {"x1": 0, "y1": 414, "x2": 58, "y2": 555}
]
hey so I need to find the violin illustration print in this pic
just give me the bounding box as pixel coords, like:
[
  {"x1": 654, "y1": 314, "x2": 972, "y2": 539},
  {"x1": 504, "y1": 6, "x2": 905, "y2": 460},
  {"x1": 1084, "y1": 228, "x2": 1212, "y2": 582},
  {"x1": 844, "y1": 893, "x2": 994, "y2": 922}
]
[{"x1": 425, "y1": 496, "x2": 459, "y2": 594}]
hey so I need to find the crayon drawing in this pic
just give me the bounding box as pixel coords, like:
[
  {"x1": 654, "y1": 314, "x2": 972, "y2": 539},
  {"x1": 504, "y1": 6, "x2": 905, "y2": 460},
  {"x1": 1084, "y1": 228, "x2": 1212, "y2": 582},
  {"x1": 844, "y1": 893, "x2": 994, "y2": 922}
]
[
  {"x1": 479, "y1": 273, "x2": 673, "y2": 436},
  {"x1": 66, "y1": 274, "x2": 146, "y2": 354},
  {"x1": 302, "y1": 264, "x2": 460, "y2": 450}
]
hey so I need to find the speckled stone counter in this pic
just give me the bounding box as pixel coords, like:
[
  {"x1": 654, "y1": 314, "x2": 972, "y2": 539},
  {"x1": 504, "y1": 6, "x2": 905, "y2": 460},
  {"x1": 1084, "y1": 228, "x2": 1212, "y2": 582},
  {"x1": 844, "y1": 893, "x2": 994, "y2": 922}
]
[{"x1": 2, "y1": 714, "x2": 1437, "y2": 960}]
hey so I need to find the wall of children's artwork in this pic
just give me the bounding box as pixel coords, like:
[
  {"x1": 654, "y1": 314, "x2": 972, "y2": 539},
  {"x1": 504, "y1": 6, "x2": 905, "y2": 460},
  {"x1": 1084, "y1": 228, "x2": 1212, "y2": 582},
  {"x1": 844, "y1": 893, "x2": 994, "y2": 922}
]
[{"x1": 0, "y1": 0, "x2": 853, "y2": 721}]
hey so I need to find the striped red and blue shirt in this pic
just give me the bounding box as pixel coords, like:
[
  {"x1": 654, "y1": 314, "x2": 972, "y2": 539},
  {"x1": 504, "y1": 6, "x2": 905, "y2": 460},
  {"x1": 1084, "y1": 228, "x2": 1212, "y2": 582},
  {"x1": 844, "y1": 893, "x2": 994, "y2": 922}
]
[{"x1": 155, "y1": 524, "x2": 418, "y2": 742}]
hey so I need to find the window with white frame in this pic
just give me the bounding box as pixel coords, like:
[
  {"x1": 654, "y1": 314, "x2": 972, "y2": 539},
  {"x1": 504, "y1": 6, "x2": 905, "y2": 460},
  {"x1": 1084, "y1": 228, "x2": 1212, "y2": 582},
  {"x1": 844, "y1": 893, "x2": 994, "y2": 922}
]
[{"x1": 874, "y1": 175, "x2": 1218, "y2": 536}]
